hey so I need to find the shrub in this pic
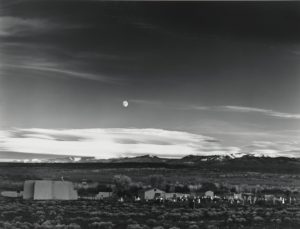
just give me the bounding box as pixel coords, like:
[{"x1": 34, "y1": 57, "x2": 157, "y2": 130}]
[
  {"x1": 253, "y1": 216, "x2": 264, "y2": 222},
  {"x1": 66, "y1": 223, "x2": 81, "y2": 229},
  {"x1": 127, "y1": 224, "x2": 143, "y2": 229},
  {"x1": 188, "y1": 225, "x2": 199, "y2": 229},
  {"x1": 54, "y1": 225, "x2": 66, "y2": 229},
  {"x1": 146, "y1": 219, "x2": 157, "y2": 227},
  {"x1": 89, "y1": 222, "x2": 114, "y2": 229}
]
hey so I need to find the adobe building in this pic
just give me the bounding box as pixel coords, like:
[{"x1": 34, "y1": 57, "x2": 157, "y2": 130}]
[
  {"x1": 144, "y1": 188, "x2": 165, "y2": 200},
  {"x1": 23, "y1": 180, "x2": 78, "y2": 200},
  {"x1": 204, "y1": 190, "x2": 214, "y2": 199},
  {"x1": 1, "y1": 191, "x2": 23, "y2": 198},
  {"x1": 96, "y1": 192, "x2": 113, "y2": 199}
]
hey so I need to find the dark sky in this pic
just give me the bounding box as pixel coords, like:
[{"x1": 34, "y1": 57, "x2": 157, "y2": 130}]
[{"x1": 0, "y1": 1, "x2": 299, "y2": 159}]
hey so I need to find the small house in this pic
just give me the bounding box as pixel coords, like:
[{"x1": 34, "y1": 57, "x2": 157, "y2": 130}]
[
  {"x1": 144, "y1": 188, "x2": 165, "y2": 200},
  {"x1": 165, "y1": 192, "x2": 190, "y2": 200},
  {"x1": 205, "y1": 190, "x2": 214, "y2": 199},
  {"x1": 1, "y1": 191, "x2": 23, "y2": 198},
  {"x1": 234, "y1": 193, "x2": 243, "y2": 200},
  {"x1": 96, "y1": 192, "x2": 112, "y2": 199}
]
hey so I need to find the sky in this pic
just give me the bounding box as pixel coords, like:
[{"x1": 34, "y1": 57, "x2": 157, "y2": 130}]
[{"x1": 0, "y1": 0, "x2": 300, "y2": 160}]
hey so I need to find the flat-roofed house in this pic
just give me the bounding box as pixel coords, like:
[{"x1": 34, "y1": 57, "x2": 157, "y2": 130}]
[
  {"x1": 1, "y1": 191, "x2": 23, "y2": 198},
  {"x1": 144, "y1": 188, "x2": 165, "y2": 200},
  {"x1": 165, "y1": 193, "x2": 190, "y2": 200},
  {"x1": 96, "y1": 192, "x2": 112, "y2": 199},
  {"x1": 234, "y1": 193, "x2": 243, "y2": 200},
  {"x1": 205, "y1": 190, "x2": 214, "y2": 199}
]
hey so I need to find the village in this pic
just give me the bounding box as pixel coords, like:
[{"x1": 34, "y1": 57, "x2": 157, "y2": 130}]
[
  {"x1": 0, "y1": 174, "x2": 300, "y2": 228},
  {"x1": 1, "y1": 174, "x2": 299, "y2": 208}
]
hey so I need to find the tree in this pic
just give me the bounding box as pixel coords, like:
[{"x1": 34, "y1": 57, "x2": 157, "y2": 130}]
[
  {"x1": 148, "y1": 175, "x2": 166, "y2": 190},
  {"x1": 113, "y1": 175, "x2": 132, "y2": 197},
  {"x1": 174, "y1": 184, "x2": 190, "y2": 193},
  {"x1": 200, "y1": 182, "x2": 218, "y2": 192},
  {"x1": 129, "y1": 182, "x2": 143, "y2": 197}
]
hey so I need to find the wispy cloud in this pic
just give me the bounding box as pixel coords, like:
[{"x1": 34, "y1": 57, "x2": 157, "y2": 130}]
[
  {"x1": 0, "y1": 62, "x2": 123, "y2": 84},
  {"x1": 179, "y1": 104, "x2": 300, "y2": 120},
  {"x1": 129, "y1": 101, "x2": 300, "y2": 120},
  {"x1": 0, "y1": 128, "x2": 241, "y2": 159},
  {"x1": 0, "y1": 16, "x2": 54, "y2": 37},
  {"x1": 221, "y1": 106, "x2": 300, "y2": 119},
  {"x1": 130, "y1": 99, "x2": 163, "y2": 106}
]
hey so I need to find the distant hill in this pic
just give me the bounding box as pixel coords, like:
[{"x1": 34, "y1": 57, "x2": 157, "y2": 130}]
[
  {"x1": 0, "y1": 151, "x2": 76, "y2": 162},
  {"x1": 2, "y1": 153, "x2": 299, "y2": 173}
]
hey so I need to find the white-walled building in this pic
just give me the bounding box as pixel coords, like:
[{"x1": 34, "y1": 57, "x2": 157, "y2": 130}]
[
  {"x1": 96, "y1": 192, "x2": 112, "y2": 199},
  {"x1": 23, "y1": 180, "x2": 35, "y2": 199},
  {"x1": 1, "y1": 191, "x2": 23, "y2": 198},
  {"x1": 205, "y1": 191, "x2": 214, "y2": 198},
  {"x1": 234, "y1": 193, "x2": 243, "y2": 200},
  {"x1": 23, "y1": 180, "x2": 78, "y2": 200},
  {"x1": 165, "y1": 192, "x2": 190, "y2": 199},
  {"x1": 144, "y1": 188, "x2": 165, "y2": 200}
]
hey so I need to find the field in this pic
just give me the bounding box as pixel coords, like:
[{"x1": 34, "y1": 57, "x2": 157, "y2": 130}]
[{"x1": 0, "y1": 197, "x2": 300, "y2": 229}]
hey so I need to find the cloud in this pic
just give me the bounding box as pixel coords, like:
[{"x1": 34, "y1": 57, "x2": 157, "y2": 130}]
[
  {"x1": 243, "y1": 140, "x2": 300, "y2": 157},
  {"x1": 10, "y1": 129, "x2": 87, "y2": 142},
  {"x1": 115, "y1": 138, "x2": 173, "y2": 145},
  {"x1": 0, "y1": 62, "x2": 123, "y2": 83},
  {"x1": 1, "y1": 128, "x2": 299, "y2": 159},
  {"x1": 180, "y1": 104, "x2": 300, "y2": 120},
  {"x1": 0, "y1": 16, "x2": 53, "y2": 37},
  {"x1": 221, "y1": 106, "x2": 300, "y2": 119},
  {"x1": 132, "y1": 101, "x2": 300, "y2": 120},
  {"x1": 0, "y1": 128, "x2": 241, "y2": 159},
  {"x1": 130, "y1": 99, "x2": 163, "y2": 106}
]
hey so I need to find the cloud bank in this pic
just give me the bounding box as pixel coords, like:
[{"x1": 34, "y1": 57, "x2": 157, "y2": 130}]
[
  {"x1": 0, "y1": 128, "x2": 241, "y2": 159},
  {"x1": 1, "y1": 128, "x2": 299, "y2": 160}
]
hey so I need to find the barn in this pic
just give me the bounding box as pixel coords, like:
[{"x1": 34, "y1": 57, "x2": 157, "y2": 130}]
[{"x1": 23, "y1": 180, "x2": 78, "y2": 200}]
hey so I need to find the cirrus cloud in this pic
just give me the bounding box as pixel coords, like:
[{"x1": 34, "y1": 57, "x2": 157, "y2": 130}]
[
  {"x1": 0, "y1": 16, "x2": 55, "y2": 37},
  {"x1": 221, "y1": 106, "x2": 300, "y2": 119}
]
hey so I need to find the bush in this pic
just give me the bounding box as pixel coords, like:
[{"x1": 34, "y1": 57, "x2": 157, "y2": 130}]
[
  {"x1": 253, "y1": 216, "x2": 264, "y2": 222},
  {"x1": 66, "y1": 223, "x2": 81, "y2": 229},
  {"x1": 146, "y1": 219, "x2": 157, "y2": 227},
  {"x1": 89, "y1": 222, "x2": 114, "y2": 229},
  {"x1": 188, "y1": 225, "x2": 199, "y2": 229},
  {"x1": 127, "y1": 224, "x2": 143, "y2": 229}
]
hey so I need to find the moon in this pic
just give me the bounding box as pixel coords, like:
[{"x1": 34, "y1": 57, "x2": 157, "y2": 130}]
[{"x1": 122, "y1": 100, "x2": 129, "y2": 107}]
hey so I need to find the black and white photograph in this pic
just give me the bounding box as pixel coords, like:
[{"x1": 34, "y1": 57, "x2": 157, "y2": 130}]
[{"x1": 0, "y1": 0, "x2": 299, "y2": 228}]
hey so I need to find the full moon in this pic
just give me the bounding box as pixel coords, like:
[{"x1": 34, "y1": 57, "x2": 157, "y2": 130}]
[{"x1": 122, "y1": 100, "x2": 129, "y2": 107}]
